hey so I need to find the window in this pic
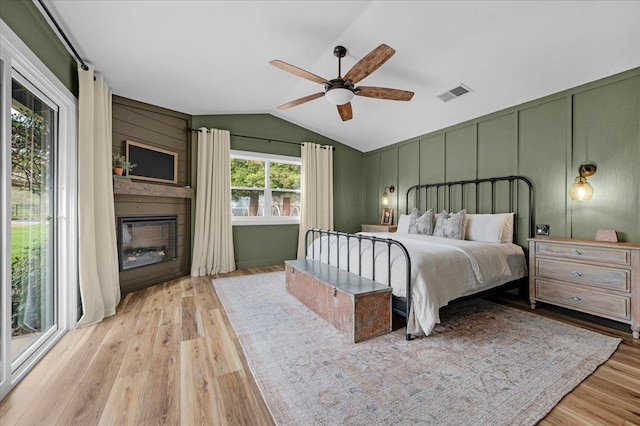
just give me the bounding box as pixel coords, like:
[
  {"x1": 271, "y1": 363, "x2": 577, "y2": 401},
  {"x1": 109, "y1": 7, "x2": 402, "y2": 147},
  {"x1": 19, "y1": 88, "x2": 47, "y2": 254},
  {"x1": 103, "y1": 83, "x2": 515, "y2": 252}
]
[{"x1": 230, "y1": 150, "x2": 301, "y2": 225}]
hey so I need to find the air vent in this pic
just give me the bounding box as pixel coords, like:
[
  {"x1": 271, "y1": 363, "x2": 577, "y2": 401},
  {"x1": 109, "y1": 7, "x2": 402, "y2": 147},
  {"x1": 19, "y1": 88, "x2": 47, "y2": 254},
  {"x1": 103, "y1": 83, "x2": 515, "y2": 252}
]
[{"x1": 437, "y1": 84, "x2": 472, "y2": 102}]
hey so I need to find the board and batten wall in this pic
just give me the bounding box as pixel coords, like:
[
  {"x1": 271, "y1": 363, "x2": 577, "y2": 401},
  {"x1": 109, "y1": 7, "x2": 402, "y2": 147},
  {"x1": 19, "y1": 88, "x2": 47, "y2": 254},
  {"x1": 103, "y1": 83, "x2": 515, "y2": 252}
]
[
  {"x1": 364, "y1": 68, "x2": 640, "y2": 247},
  {"x1": 191, "y1": 114, "x2": 365, "y2": 269},
  {"x1": 112, "y1": 96, "x2": 192, "y2": 294}
]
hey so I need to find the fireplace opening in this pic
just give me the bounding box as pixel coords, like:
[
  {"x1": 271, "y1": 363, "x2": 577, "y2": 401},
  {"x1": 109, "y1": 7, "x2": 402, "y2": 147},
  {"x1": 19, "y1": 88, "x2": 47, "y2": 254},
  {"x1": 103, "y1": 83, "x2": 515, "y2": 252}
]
[{"x1": 118, "y1": 216, "x2": 177, "y2": 271}]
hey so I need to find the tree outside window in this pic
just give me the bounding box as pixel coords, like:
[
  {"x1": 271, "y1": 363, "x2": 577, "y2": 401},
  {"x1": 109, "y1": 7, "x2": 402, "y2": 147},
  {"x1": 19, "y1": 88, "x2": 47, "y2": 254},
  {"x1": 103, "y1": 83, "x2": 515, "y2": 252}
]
[
  {"x1": 231, "y1": 158, "x2": 264, "y2": 216},
  {"x1": 230, "y1": 152, "x2": 301, "y2": 223}
]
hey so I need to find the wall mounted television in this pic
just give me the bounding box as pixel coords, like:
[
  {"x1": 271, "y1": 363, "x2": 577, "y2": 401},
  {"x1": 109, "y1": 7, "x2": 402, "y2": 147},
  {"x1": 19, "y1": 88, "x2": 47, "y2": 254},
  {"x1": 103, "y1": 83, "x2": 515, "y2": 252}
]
[{"x1": 126, "y1": 140, "x2": 178, "y2": 184}]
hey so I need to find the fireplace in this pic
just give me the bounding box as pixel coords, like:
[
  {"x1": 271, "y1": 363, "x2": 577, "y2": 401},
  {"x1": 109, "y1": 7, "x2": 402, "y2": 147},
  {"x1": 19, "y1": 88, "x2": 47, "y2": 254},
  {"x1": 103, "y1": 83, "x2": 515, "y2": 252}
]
[{"x1": 118, "y1": 216, "x2": 177, "y2": 271}]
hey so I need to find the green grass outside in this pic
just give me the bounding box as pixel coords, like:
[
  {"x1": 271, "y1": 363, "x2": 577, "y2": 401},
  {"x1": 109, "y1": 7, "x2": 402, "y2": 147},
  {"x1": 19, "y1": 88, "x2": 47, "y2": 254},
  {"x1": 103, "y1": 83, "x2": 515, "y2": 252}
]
[{"x1": 11, "y1": 223, "x2": 47, "y2": 257}]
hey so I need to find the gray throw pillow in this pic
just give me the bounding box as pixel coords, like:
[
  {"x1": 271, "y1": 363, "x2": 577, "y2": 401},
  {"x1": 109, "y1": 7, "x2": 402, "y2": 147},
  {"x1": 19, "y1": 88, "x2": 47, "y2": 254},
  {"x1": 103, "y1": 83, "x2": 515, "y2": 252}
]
[
  {"x1": 408, "y1": 208, "x2": 434, "y2": 235},
  {"x1": 407, "y1": 208, "x2": 422, "y2": 233},
  {"x1": 433, "y1": 209, "x2": 467, "y2": 239}
]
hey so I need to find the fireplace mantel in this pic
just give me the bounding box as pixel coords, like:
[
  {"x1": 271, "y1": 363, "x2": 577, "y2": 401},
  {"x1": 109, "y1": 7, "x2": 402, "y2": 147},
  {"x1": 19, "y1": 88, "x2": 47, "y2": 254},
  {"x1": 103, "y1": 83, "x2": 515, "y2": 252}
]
[{"x1": 113, "y1": 177, "x2": 193, "y2": 199}]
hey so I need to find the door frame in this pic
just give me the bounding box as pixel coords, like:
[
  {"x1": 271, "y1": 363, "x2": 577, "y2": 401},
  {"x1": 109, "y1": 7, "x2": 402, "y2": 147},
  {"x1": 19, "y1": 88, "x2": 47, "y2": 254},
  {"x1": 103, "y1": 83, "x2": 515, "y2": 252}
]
[{"x1": 1, "y1": 20, "x2": 78, "y2": 400}]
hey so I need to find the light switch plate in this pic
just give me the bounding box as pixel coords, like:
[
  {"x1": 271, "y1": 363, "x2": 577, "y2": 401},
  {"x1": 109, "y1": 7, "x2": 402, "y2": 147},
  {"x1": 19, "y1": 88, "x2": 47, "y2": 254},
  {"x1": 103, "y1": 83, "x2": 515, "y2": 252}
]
[{"x1": 536, "y1": 224, "x2": 550, "y2": 236}]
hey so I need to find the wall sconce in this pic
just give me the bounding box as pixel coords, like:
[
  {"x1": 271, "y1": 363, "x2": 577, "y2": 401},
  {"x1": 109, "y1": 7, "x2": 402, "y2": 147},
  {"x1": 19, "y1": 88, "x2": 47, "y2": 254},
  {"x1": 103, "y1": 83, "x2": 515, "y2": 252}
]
[
  {"x1": 569, "y1": 162, "x2": 597, "y2": 200},
  {"x1": 381, "y1": 186, "x2": 395, "y2": 205}
]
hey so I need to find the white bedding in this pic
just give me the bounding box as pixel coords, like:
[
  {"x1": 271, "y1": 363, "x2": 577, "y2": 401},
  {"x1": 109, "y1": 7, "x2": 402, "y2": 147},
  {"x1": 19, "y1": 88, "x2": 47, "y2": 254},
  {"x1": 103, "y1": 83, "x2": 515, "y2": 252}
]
[{"x1": 306, "y1": 232, "x2": 527, "y2": 336}]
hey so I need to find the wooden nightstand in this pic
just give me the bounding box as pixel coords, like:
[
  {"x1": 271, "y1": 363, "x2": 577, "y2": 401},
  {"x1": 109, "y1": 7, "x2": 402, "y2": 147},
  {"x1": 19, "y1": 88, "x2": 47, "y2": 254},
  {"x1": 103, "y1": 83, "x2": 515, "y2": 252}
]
[
  {"x1": 529, "y1": 237, "x2": 640, "y2": 339},
  {"x1": 361, "y1": 224, "x2": 397, "y2": 233}
]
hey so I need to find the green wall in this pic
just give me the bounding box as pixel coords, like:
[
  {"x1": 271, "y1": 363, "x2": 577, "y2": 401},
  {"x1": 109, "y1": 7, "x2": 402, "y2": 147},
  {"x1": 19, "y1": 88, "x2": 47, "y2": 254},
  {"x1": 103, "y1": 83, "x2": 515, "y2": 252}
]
[
  {"x1": 192, "y1": 114, "x2": 365, "y2": 269},
  {"x1": 364, "y1": 68, "x2": 640, "y2": 246},
  {"x1": 1, "y1": 0, "x2": 78, "y2": 95}
]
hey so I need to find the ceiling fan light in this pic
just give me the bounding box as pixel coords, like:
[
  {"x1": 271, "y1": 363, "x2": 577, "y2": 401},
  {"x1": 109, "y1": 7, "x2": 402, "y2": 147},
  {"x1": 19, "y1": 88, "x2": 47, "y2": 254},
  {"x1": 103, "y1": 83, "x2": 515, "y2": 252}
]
[{"x1": 325, "y1": 87, "x2": 354, "y2": 105}]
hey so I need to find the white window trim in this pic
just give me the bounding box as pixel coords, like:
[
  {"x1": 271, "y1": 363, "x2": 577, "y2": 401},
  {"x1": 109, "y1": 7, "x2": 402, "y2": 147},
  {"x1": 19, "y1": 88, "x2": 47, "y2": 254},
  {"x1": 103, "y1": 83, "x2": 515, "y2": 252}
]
[
  {"x1": 230, "y1": 150, "x2": 301, "y2": 226},
  {"x1": 1, "y1": 19, "x2": 78, "y2": 399}
]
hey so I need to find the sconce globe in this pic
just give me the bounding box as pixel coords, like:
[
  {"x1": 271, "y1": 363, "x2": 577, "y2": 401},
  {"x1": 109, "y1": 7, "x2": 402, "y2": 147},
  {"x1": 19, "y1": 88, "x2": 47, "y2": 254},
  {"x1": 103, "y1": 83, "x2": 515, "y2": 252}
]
[
  {"x1": 569, "y1": 162, "x2": 597, "y2": 201},
  {"x1": 569, "y1": 177, "x2": 594, "y2": 201},
  {"x1": 381, "y1": 186, "x2": 395, "y2": 205}
]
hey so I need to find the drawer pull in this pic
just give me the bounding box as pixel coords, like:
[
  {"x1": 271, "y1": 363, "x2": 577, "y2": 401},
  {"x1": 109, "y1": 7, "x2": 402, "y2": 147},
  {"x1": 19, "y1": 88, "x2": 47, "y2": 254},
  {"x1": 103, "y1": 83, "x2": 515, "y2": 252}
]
[
  {"x1": 572, "y1": 249, "x2": 583, "y2": 255},
  {"x1": 570, "y1": 295, "x2": 582, "y2": 302},
  {"x1": 570, "y1": 271, "x2": 583, "y2": 277}
]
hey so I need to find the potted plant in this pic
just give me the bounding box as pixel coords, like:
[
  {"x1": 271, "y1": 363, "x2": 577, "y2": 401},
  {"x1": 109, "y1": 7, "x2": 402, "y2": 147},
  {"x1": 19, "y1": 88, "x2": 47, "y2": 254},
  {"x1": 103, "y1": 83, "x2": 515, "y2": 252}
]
[{"x1": 112, "y1": 153, "x2": 136, "y2": 176}]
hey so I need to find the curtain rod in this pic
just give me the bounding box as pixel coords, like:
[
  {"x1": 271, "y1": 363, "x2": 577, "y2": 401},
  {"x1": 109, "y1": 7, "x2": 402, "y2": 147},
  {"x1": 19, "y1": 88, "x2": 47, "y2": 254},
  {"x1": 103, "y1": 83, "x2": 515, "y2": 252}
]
[
  {"x1": 189, "y1": 128, "x2": 335, "y2": 151},
  {"x1": 36, "y1": 0, "x2": 89, "y2": 71}
]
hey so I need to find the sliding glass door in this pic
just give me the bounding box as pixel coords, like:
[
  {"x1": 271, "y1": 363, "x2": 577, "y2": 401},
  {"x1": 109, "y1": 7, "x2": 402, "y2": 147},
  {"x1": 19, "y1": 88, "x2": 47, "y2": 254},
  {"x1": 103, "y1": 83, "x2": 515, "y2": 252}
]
[
  {"x1": 9, "y1": 77, "x2": 58, "y2": 368},
  {"x1": 1, "y1": 22, "x2": 77, "y2": 401}
]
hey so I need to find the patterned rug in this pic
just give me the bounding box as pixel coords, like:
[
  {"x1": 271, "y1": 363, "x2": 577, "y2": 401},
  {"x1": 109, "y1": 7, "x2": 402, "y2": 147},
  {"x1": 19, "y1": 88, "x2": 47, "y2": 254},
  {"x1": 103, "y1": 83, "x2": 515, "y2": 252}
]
[{"x1": 212, "y1": 272, "x2": 621, "y2": 426}]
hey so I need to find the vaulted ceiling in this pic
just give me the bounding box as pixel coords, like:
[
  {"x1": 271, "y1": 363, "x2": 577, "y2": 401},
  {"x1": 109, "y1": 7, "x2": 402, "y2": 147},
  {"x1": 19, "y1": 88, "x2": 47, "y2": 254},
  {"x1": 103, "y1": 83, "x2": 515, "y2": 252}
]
[{"x1": 45, "y1": 1, "x2": 640, "y2": 152}]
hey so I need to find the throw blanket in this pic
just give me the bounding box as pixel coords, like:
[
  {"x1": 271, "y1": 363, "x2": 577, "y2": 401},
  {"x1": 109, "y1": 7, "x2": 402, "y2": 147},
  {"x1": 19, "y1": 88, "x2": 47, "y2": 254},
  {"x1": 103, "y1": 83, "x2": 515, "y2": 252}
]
[{"x1": 307, "y1": 233, "x2": 525, "y2": 336}]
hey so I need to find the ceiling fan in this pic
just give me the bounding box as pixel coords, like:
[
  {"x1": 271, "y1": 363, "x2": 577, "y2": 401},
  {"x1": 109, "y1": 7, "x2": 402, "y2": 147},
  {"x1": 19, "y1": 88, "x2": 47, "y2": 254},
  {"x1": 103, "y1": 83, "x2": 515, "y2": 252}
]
[{"x1": 270, "y1": 44, "x2": 414, "y2": 121}]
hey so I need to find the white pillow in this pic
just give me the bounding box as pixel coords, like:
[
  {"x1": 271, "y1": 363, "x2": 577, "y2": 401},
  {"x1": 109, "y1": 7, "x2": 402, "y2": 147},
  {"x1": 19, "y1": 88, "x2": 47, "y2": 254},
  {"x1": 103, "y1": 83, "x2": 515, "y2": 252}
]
[
  {"x1": 465, "y1": 213, "x2": 514, "y2": 243},
  {"x1": 396, "y1": 214, "x2": 411, "y2": 234},
  {"x1": 500, "y1": 213, "x2": 514, "y2": 243}
]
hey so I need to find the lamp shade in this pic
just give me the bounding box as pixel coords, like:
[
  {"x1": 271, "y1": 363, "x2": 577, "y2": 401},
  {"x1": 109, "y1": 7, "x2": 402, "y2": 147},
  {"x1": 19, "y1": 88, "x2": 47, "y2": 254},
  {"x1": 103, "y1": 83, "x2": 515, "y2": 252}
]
[
  {"x1": 569, "y1": 177, "x2": 594, "y2": 200},
  {"x1": 325, "y1": 87, "x2": 354, "y2": 105}
]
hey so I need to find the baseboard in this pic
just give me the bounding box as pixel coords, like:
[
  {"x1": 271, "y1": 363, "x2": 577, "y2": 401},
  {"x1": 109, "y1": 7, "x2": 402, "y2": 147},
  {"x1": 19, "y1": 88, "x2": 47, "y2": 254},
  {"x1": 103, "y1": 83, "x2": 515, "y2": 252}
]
[{"x1": 235, "y1": 258, "x2": 289, "y2": 270}]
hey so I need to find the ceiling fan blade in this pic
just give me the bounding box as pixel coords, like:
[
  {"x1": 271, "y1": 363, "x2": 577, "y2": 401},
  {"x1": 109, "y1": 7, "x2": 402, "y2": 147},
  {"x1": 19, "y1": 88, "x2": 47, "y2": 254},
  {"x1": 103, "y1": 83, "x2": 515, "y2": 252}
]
[
  {"x1": 276, "y1": 92, "x2": 325, "y2": 110},
  {"x1": 343, "y1": 44, "x2": 395, "y2": 84},
  {"x1": 337, "y1": 102, "x2": 353, "y2": 121},
  {"x1": 356, "y1": 86, "x2": 414, "y2": 101},
  {"x1": 269, "y1": 60, "x2": 328, "y2": 85}
]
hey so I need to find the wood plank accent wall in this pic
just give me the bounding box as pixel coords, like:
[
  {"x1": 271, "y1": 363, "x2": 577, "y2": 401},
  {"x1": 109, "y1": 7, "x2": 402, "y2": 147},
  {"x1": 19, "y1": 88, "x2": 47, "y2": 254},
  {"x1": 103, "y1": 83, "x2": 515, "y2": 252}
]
[{"x1": 112, "y1": 96, "x2": 192, "y2": 294}]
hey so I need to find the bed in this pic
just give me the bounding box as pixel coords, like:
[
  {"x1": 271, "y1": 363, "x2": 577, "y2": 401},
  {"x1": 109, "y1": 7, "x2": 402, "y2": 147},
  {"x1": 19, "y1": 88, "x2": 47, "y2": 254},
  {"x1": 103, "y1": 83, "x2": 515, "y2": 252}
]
[{"x1": 304, "y1": 176, "x2": 534, "y2": 339}]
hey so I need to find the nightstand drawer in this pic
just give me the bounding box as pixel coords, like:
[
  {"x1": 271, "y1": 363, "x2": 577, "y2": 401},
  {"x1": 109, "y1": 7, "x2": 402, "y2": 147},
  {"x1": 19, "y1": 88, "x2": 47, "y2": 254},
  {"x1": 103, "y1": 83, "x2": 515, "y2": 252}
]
[
  {"x1": 536, "y1": 259, "x2": 630, "y2": 292},
  {"x1": 536, "y1": 242, "x2": 630, "y2": 265},
  {"x1": 535, "y1": 279, "x2": 631, "y2": 321}
]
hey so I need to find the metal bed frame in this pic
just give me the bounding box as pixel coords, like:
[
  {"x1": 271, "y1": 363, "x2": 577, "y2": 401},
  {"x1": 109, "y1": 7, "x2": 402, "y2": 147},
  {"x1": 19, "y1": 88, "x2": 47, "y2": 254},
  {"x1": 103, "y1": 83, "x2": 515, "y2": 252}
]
[
  {"x1": 305, "y1": 175, "x2": 534, "y2": 340},
  {"x1": 406, "y1": 175, "x2": 534, "y2": 244}
]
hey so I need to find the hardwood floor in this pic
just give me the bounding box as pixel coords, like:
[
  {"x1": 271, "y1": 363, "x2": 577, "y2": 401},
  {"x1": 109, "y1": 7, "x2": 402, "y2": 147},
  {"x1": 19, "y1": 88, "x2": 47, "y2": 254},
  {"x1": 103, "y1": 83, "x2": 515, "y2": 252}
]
[
  {"x1": 0, "y1": 266, "x2": 281, "y2": 426},
  {"x1": 1, "y1": 266, "x2": 639, "y2": 425}
]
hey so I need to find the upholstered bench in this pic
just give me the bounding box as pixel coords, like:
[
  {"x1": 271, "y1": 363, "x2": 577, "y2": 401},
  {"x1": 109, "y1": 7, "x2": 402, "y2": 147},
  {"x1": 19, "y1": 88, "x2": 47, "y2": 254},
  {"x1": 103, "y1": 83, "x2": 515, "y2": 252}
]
[{"x1": 285, "y1": 259, "x2": 392, "y2": 342}]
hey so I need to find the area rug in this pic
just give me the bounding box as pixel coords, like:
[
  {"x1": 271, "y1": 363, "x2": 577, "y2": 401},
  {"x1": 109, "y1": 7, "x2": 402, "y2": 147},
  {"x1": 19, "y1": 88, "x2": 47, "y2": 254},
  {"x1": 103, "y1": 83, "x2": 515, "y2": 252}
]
[{"x1": 212, "y1": 272, "x2": 621, "y2": 426}]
